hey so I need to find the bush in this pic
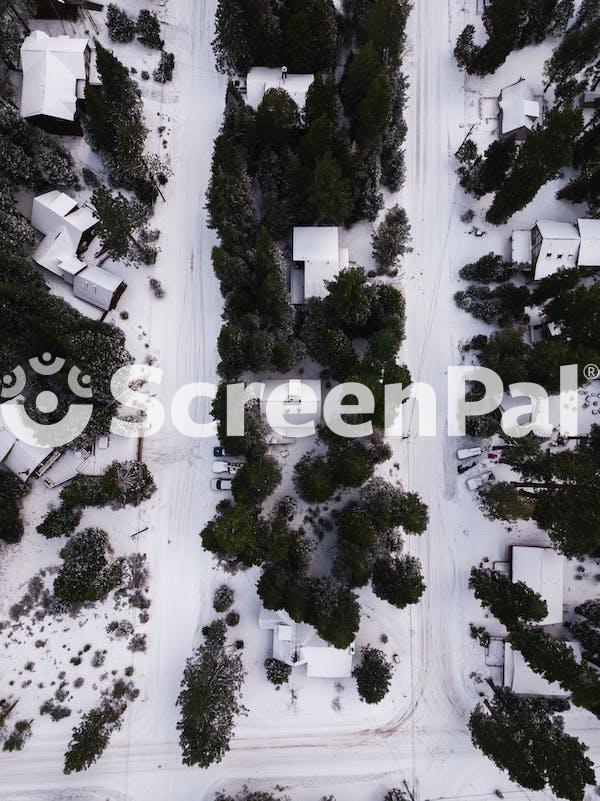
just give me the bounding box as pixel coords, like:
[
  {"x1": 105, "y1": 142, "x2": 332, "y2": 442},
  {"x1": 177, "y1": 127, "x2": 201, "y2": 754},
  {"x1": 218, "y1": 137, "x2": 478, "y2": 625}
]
[
  {"x1": 3, "y1": 719, "x2": 32, "y2": 752},
  {"x1": 371, "y1": 205, "x2": 411, "y2": 274},
  {"x1": 37, "y1": 505, "x2": 82, "y2": 539},
  {"x1": 225, "y1": 610, "x2": 240, "y2": 627},
  {"x1": 293, "y1": 454, "x2": 336, "y2": 503},
  {"x1": 213, "y1": 584, "x2": 234, "y2": 613},
  {"x1": 64, "y1": 700, "x2": 125, "y2": 773},
  {"x1": 265, "y1": 657, "x2": 292, "y2": 685},
  {"x1": 106, "y1": 4, "x2": 136, "y2": 42},
  {"x1": 54, "y1": 529, "x2": 124, "y2": 605},
  {"x1": 0, "y1": 472, "x2": 29, "y2": 544},
  {"x1": 353, "y1": 646, "x2": 392, "y2": 704}
]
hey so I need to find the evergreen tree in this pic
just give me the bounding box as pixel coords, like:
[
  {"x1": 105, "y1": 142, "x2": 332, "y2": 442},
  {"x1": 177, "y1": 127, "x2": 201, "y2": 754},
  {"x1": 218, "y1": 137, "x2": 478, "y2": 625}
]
[
  {"x1": 136, "y1": 9, "x2": 164, "y2": 49},
  {"x1": 308, "y1": 151, "x2": 353, "y2": 224},
  {"x1": 200, "y1": 501, "x2": 268, "y2": 568},
  {"x1": 459, "y1": 253, "x2": 519, "y2": 283},
  {"x1": 478, "y1": 482, "x2": 533, "y2": 522},
  {"x1": 371, "y1": 554, "x2": 425, "y2": 608},
  {"x1": 470, "y1": 685, "x2": 594, "y2": 801},
  {"x1": 177, "y1": 620, "x2": 246, "y2": 767},
  {"x1": 486, "y1": 107, "x2": 583, "y2": 225},
  {"x1": 469, "y1": 566, "x2": 547, "y2": 627},
  {"x1": 264, "y1": 657, "x2": 292, "y2": 685},
  {"x1": 0, "y1": 472, "x2": 29, "y2": 544},
  {"x1": 106, "y1": 4, "x2": 136, "y2": 42},
  {"x1": 64, "y1": 701, "x2": 124, "y2": 773},
  {"x1": 306, "y1": 577, "x2": 360, "y2": 648},
  {"x1": 54, "y1": 528, "x2": 124, "y2": 605},
  {"x1": 232, "y1": 453, "x2": 281, "y2": 506},
  {"x1": 372, "y1": 205, "x2": 411, "y2": 273},
  {"x1": 352, "y1": 646, "x2": 392, "y2": 704},
  {"x1": 284, "y1": 0, "x2": 339, "y2": 73},
  {"x1": 575, "y1": 599, "x2": 600, "y2": 627},
  {"x1": 293, "y1": 454, "x2": 337, "y2": 503}
]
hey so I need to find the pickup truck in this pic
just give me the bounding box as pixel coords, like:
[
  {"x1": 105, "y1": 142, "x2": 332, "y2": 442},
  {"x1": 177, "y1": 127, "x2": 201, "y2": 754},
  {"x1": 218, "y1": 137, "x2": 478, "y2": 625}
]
[
  {"x1": 212, "y1": 460, "x2": 242, "y2": 475},
  {"x1": 211, "y1": 478, "x2": 233, "y2": 491}
]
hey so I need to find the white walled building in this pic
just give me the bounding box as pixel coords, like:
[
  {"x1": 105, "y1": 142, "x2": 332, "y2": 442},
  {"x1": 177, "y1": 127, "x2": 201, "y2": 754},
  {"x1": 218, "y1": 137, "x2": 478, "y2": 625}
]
[
  {"x1": 291, "y1": 226, "x2": 349, "y2": 302},
  {"x1": 31, "y1": 191, "x2": 125, "y2": 312},
  {"x1": 512, "y1": 218, "x2": 600, "y2": 279},
  {"x1": 503, "y1": 641, "x2": 580, "y2": 697}
]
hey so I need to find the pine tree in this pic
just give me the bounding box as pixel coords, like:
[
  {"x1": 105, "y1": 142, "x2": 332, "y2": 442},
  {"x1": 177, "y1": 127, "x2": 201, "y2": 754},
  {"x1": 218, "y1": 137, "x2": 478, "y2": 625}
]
[
  {"x1": 91, "y1": 187, "x2": 155, "y2": 264},
  {"x1": 54, "y1": 528, "x2": 124, "y2": 605},
  {"x1": 308, "y1": 151, "x2": 353, "y2": 224},
  {"x1": 177, "y1": 622, "x2": 246, "y2": 767},
  {"x1": 136, "y1": 9, "x2": 164, "y2": 49},
  {"x1": 372, "y1": 205, "x2": 411, "y2": 273},
  {"x1": 232, "y1": 453, "x2": 281, "y2": 506},
  {"x1": 293, "y1": 454, "x2": 337, "y2": 503},
  {"x1": 0, "y1": 471, "x2": 29, "y2": 544},
  {"x1": 106, "y1": 4, "x2": 136, "y2": 43},
  {"x1": 470, "y1": 684, "x2": 594, "y2": 801},
  {"x1": 576, "y1": 599, "x2": 600, "y2": 627},
  {"x1": 264, "y1": 657, "x2": 292, "y2": 685},
  {"x1": 372, "y1": 554, "x2": 425, "y2": 608},
  {"x1": 64, "y1": 700, "x2": 125, "y2": 773},
  {"x1": 469, "y1": 566, "x2": 547, "y2": 626},
  {"x1": 352, "y1": 646, "x2": 393, "y2": 704}
]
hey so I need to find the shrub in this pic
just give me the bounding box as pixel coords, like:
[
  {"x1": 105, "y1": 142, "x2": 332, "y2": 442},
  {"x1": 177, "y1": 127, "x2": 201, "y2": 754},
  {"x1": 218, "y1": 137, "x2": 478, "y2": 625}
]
[
  {"x1": 137, "y1": 9, "x2": 164, "y2": 49},
  {"x1": 213, "y1": 584, "x2": 234, "y2": 613},
  {"x1": 154, "y1": 52, "x2": 175, "y2": 82},
  {"x1": 265, "y1": 657, "x2": 292, "y2": 685},
  {"x1": 225, "y1": 610, "x2": 240, "y2": 627},
  {"x1": 106, "y1": 4, "x2": 136, "y2": 42}
]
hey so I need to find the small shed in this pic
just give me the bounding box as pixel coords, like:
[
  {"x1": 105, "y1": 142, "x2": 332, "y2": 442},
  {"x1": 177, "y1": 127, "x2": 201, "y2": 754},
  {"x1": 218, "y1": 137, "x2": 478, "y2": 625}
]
[
  {"x1": 292, "y1": 226, "x2": 349, "y2": 300},
  {"x1": 245, "y1": 67, "x2": 314, "y2": 111},
  {"x1": 511, "y1": 229, "x2": 532, "y2": 266},
  {"x1": 73, "y1": 265, "x2": 125, "y2": 311},
  {"x1": 511, "y1": 545, "x2": 564, "y2": 625},
  {"x1": 20, "y1": 31, "x2": 89, "y2": 134},
  {"x1": 498, "y1": 78, "x2": 541, "y2": 142}
]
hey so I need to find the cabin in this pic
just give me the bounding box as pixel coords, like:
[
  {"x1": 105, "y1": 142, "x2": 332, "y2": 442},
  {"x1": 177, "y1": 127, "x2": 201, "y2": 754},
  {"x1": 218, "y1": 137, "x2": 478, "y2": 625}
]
[
  {"x1": 19, "y1": 31, "x2": 94, "y2": 135},
  {"x1": 511, "y1": 545, "x2": 564, "y2": 626},
  {"x1": 511, "y1": 218, "x2": 600, "y2": 280},
  {"x1": 498, "y1": 78, "x2": 541, "y2": 142},
  {"x1": 260, "y1": 379, "x2": 322, "y2": 442},
  {"x1": 259, "y1": 607, "x2": 354, "y2": 679},
  {"x1": 0, "y1": 424, "x2": 56, "y2": 482},
  {"x1": 239, "y1": 66, "x2": 314, "y2": 111},
  {"x1": 31, "y1": 190, "x2": 125, "y2": 312},
  {"x1": 503, "y1": 641, "x2": 580, "y2": 697},
  {"x1": 291, "y1": 226, "x2": 349, "y2": 303}
]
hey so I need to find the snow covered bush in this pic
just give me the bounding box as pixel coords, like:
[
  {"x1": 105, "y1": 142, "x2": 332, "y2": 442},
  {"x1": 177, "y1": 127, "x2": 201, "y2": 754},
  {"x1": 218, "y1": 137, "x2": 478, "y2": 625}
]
[
  {"x1": 106, "y1": 4, "x2": 136, "y2": 42},
  {"x1": 40, "y1": 699, "x2": 72, "y2": 721},
  {"x1": 2, "y1": 719, "x2": 32, "y2": 752},
  {"x1": 37, "y1": 504, "x2": 82, "y2": 539},
  {"x1": 213, "y1": 584, "x2": 234, "y2": 612},
  {"x1": 264, "y1": 657, "x2": 292, "y2": 686},
  {"x1": 0, "y1": 472, "x2": 29, "y2": 544},
  {"x1": 225, "y1": 610, "x2": 240, "y2": 627},
  {"x1": 54, "y1": 528, "x2": 125, "y2": 605},
  {"x1": 63, "y1": 699, "x2": 126, "y2": 773},
  {"x1": 154, "y1": 51, "x2": 175, "y2": 82}
]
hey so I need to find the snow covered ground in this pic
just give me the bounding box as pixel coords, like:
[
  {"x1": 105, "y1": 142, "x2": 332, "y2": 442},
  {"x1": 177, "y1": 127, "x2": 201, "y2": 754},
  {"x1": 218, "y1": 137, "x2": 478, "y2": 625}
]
[{"x1": 0, "y1": 0, "x2": 599, "y2": 800}]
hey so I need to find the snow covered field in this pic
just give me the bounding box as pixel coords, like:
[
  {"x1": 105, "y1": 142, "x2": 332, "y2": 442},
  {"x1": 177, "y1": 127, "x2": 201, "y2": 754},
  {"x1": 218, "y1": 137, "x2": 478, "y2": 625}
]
[{"x1": 0, "y1": 0, "x2": 598, "y2": 800}]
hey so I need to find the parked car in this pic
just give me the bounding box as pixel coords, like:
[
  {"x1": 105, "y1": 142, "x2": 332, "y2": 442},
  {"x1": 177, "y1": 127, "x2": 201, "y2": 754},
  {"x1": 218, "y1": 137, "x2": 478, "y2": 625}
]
[
  {"x1": 211, "y1": 478, "x2": 233, "y2": 491},
  {"x1": 212, "y1": 460, "x2": 242, "y2": 475},
  {"x1": 466, "y1": 471, "x2": 493, "y2": 491},
  {"x1": 213, "y1": 446, "x2": 233, "y2": 458},
  {"x1": 457, "y1": 447, "x2": 482, "y2": 460}
]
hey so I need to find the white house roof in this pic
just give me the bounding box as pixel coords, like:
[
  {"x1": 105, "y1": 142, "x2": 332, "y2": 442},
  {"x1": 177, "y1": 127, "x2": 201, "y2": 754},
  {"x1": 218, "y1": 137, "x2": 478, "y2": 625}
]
[
  {"x1": 293, "y1": 226, "x2": 340, "y2": 262},
  {"x1": 246, "y1": 67, "x2": 314, "y2": 111},
  {"x1": 259, "y1": 607, "x2": 353, "y2": 678},
  {"x1": 511, "y1": 545, "x2": 563, "y2": 625},
  {"x1": 0, "y1": 426, "x2": 53, "y2": 482},
  {"x1": 533, "y1": 220, "x2": 580, "y2": 281},
  {"x1": 261, "y1": 379, "x2": 322, "y2": 439},
  {"x1": 536, "y1": 220, "x2": 579, "y2": 239},
  {"x1": 20, "y1": 30, "x2": 87, "y2": 121},
  {"x1": 499, "y1": 78, "x2": 540, "y2": 137},
  {"x1": 76, "y1": 265, "x2": 123, "y2": 293},
  {"x1": 32, "y1": 192, "x2": 97, "y2": 276},
  {"x1": 34, "y1": 229, "x2": 84, "y2": 275},
  {"x1": 577, "y1": 218, "x2": 600, "y2": 267}
]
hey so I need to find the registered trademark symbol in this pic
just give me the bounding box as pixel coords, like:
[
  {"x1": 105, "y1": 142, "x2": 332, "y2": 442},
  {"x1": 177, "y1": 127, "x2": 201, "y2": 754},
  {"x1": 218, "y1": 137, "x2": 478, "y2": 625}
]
[{"x1": 584, "y1": 363, "x2": 600, "y2": 381}]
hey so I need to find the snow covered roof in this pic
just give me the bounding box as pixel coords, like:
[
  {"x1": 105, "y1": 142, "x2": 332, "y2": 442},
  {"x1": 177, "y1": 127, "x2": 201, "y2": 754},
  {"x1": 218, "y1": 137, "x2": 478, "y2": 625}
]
[
  {"x1": 511, "y1": 546, "x2": 563, "y2": 625},
  {"x1": 504, "y1": 641, "x2": 580, "y2": 696},
  {"x1": 536, "y1": 220, "x2": 579, "y2": 240},
  {"x1": 246, "y1": 67, "x2": 314, "y2": 111},
  {"x1": 0, "y1": 424, "x2": 54, "y2": 482},
  {"x1": 259, "y1": 607, "x2": 354, "y2": 678},
  {"x1": 293, "y1": 226, "x2": 340, "y2": 262},
  {"x1": 293, "y1": 227, "x2": 348, "y2": 299},
  {"x1": 577, "y1": 218, "x2": 600, "y2": 267},
  {"x1": 511, "y1": 229, "x2": 532, "y2": 265},
  {"x1": 499, "y1": 79, "x2": 540, "y2": 138},
  {"x1": 32, "y1": 192, "x2": 97, "y2": 277},
  {"x1": 20, "y1": 30, "x2": 88, "y2": 121},
  {"x1": 0, "y1": 426, "x2": 16, "y2": 463}
]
